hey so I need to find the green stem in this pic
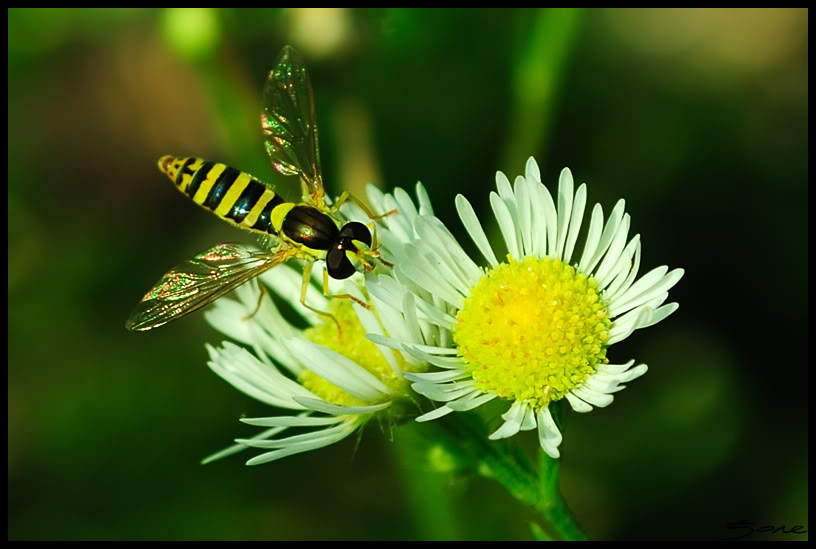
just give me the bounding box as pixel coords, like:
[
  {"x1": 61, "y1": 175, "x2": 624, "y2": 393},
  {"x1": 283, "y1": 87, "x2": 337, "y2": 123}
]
[
  {"x1": 427, "y1": 409, "x2": 588, "y2": 540},
  {"x1": 535, "y1": 449, "x2": 589, "y2": 541},
  {"x1": 501, "y1": 8, "x2": 583, "y2": 173},
  {"x1": 392, "y1": 421, "x2": 462, "y2": 540}
]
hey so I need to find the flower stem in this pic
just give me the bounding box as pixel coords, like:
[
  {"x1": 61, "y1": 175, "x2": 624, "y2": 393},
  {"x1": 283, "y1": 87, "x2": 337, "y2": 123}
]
[
  {"x1": 426, "y1": 407, "x2": 588, "y2": 540},
  {"x1": 535, "y1": 448, "x2": 588, "y2": 541}
]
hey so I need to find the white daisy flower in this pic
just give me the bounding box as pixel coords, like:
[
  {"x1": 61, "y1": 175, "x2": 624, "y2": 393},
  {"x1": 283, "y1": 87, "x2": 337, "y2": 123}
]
[
  {"x1": 366, "y1": 158, "x2": 684, "y2": 459},
  {"x1": 201, "y1": 184, "x2": 432, "y2": 466}
]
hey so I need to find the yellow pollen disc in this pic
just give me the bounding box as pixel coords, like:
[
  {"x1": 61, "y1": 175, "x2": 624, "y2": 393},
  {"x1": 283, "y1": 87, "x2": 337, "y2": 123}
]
[
  {"x1": 300, "y1": 300, "x2": 407, "y2": 407},
  {"x1": 454, "y1": 256, "x2": 611, "y2": 409}
]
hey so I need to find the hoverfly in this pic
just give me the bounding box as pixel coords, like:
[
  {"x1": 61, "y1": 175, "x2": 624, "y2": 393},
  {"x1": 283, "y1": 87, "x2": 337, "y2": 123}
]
[{"x1": 126, "y1": 46, "x2": 391, "y2": 332}]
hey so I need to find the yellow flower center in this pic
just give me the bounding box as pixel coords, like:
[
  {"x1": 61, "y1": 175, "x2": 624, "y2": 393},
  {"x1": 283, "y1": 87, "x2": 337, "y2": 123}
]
[
  {"x1": 300, "y1": 299, "x2": 408, "y2": 407},
  {"x1": 453, "y1": 256, "x2": 611, "y2": 409}
]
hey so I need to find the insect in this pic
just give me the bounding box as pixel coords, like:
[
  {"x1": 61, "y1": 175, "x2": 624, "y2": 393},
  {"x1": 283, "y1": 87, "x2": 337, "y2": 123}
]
[{"x1": 126, "y1": 45, "x2": 391, "y2": 332}]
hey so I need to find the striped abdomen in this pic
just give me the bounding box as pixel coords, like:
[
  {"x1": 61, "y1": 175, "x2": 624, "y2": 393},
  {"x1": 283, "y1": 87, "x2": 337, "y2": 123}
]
[{"x1": 158, "y1": 156, "x2": 285, "y2": 234}]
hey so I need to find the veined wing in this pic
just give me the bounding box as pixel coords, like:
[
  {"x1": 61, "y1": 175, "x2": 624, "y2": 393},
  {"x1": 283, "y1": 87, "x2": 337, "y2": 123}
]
[
  {"x1": 261, "y1": 45, "x2": 323, "y2": 199},
  {"x1": 126, "y1": 243, "x2": 288, "y2": 331}
]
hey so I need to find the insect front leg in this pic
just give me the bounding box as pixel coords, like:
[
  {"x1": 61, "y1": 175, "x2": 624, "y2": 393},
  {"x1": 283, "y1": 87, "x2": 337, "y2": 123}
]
[
  {"x1": 331, "y1": 191, "x2": 397, "y2": 221},
  {"x1": 242, "y1": 279, "x2": 269, "y2": 321},
  {"x1": 298, "y1": 260, "x2": 345, "y2": 337},
  {"x1": 360, "y1": 223, "x2": 393, "y2": 269},
  {"x1": 321, "y1": 268, "x2": 371, "y2": 310}
]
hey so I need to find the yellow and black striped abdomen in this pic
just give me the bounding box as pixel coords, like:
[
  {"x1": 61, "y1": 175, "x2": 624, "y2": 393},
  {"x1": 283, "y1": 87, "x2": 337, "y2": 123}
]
[{"x1": 158, "y1": 156, "x2": 286, "y2": 234}]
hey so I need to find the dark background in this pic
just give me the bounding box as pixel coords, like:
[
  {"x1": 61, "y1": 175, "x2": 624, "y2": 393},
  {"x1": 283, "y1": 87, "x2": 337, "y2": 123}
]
[{"x1": 8, "y1": 8, "x2": 808, "y2": 540}]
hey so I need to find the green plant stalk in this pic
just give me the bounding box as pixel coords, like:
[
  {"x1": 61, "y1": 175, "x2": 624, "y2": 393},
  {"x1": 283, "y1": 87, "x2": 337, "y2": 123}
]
[
  {"x1": 502, "y1": 7, "x2": 583, "y2": 173},
  {"x1": 392, "y1": 421, "x2": 463, "y2": 541},
  {"x1": 535, "y1": 447, "x2": 588, "y2": 541},
  {"x1": 427, "y1": 407, "x2": 588, "y2": 540}
]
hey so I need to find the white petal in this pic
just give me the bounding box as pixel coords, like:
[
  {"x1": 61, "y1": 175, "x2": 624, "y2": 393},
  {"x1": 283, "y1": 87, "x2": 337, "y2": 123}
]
[
  {"x1": 414, "y1": 216, "x2": 481, "y2": 288},
  {"x1": 445, "y1": 391, "x2": 496, "y2": 411},
  {"x1": 292, "y1": 397, "x2": 391, "y2": 416},
  {"x1": 563, "y1": 183, "x2": 586, "y2": 264},
  {"x1": 640, "y1": 302, "x2": 679, "y2": 328},
  {"x1": 416, "y1": 406, "x2": 455, "y2": 422},
  {"x1": 532, "y1": 177, "x2": 558, "y2": 258},
  {"x1": 400, "y1": 345, "x2": 466, "y2": 369},
  {"x1": 496, "y1": 171, "x2": 524, "y2": 259},
  {"x1": 366, "y1": 184, "x2": 387, "y2": 218},
  {"x1": 365, "y1": 334, "x2": 459, "y2": 355},
  {"x1": 525, "y1": 157, "x2": 541, "y2": 182},
  {"x1": 578, "y1": 203, "x2": 604, "y2": 272},
  {"x1": 237, "y1": 421, "x2": 354, "y2": 449},
  {"x1": 571, "y1": 385, "x2": 614, "y2": 407},
  {"x1": 608, "y1": 239, "x2": 642, "y2": 302},
  {"x1": 415, "y1": 182, "x2": 434, "y2": 216},
  {"x1": 519, "y1": 403, "x2": 537, "y2": 431},
  {"x1": 362, "y1": 332, "x2": 413, "y2": 352},
  {"x1": 536, "y1": 407, "x2": 563, "y2": 458},
  {"x1": 456, "y1": 194, "x2": 498, "y2": 266},
  {"x1": 609, "y1": 363, "x2": 647, "y2": 384},
  {"x1": 584, "y1": 363, "x2": 648, "y2": 393},
  {"x1": 204, "y1": 297, "x2": 254, "y2": 345},
  {"x1": 527, "y1": 178, "x2": 548, "y2": 258},
  {"x1": 595, "y1": 359, "x2": 636, "y2": 374},
  {"x1": 514, "y1": 175, "x2": 534, "y2": 257},
  {"x1": 490, "y1": 191, "x2": 521, "y2": 260},
  {"x1": 408, "y1": 234, "x2": 471, "y2": 297},
  {"x1": 489, "y1": 401, "x2": 524, "y2": 440},
  {"x1": 206, "y1": 342, "x2": 312, "y2": 409},
  {"x1": 608, "y1": 294, "x2": 668, "y2": 344},
  {"x1": 288, "y1": 339, "x2": 390, "y2": 401},
  {"x1": 245, "y1": 420, "x2": 359, "y2": 465},
  {"x1": 565, "y1": 392, "x2": 593, "y2": 413},
  {"x1": 610, "y1": 268, "x2": 684, "y2": 317},
  {"x1": 396, "y1": 257, "x2": 464, "y2": 309},
  {"x1": 228, "y1": 292, "x2": 305, "y2": 374},
  {"x1": 401, "y1": 291, "x2": 425, "y2": 350},
  {"x1": 376, "y1": 226, "x2": 409, "y2": 263},
  {"x1": 412, "y1": 381, "x2": 476, "y2": 402},
  {"x1": 594, "y1": 214, "x2": 630, "y2": 284},
  {"x1": 393, "y1": 186, "x2": 419, "y2": 226},
  {"x1": 601, "y1": 234, "x2": 640, "y2": 292},
  {"x1": 584, "y1": 199, "x2": 626, "y2": 275},
  {"x1": 201, "y1": 426, "x2": 287, "y2": 464},
  {"x1": 259, "y1": 264, "x2": 325, "y2": 324},
  {"x1": 609, "y1": 265, "x2": 667, "y2": 312},
  {"x1": 368, "y1": 273, "x2": 455, "y2": 353},
  {"x1": 366, "y1": 289, "x2": 416, "y2": 354},
  {"x1": 346, "y1": 281, "x2": 400, "y2": 374},
  {"x1": 554, "y1": 168, "x2": 575, "y2": 260},
  {"x1": 398, "y1": 340, "x2": 460, "y2": 355},
  {"x1": 404, "y1": 369, "x2": 470, "y2": 383},
  {"x1": 240, "y1": 415, "x2": 344, "y2": 427},
  {"x1": 495, "y1": 170, "x2": 514, "y2": 200},
  {"x1": 340, "y1": 200, "x2": 368, "y2": 226},
  {"x1": 381, "y1": 193, "x2": 413, "y2": 243}
]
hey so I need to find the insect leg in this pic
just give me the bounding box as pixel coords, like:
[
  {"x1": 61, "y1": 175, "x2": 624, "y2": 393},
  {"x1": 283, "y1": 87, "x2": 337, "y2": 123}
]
[
  {"x1": 348, "y1": 223, "x2": 393, "y2": 270},
  {"x1": 322, "y1": 268, "x2": 372, "y2": 310},
  {"x1": 242, "y1": 279, "x2": 269, "y2": 321},
  {"x1": 298, "y1": 260, "x2": 344, "y2": 336},
  {"x1": 331, "y1": 191, "x2": 397, "y2": 220},
  {"x1": 303, "y1": 178, "x2": 325, "y2": 208}
]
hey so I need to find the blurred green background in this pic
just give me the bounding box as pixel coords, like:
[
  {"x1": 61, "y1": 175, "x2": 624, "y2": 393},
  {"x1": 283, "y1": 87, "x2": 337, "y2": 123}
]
[{"x1": 8, "y1": 8, "x2": 808, "y2": 541}]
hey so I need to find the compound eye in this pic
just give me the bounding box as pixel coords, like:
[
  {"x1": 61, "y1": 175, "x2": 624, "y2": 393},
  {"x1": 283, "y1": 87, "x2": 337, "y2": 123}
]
[
  {"x1": 338, "y1": 222, "x2": 372, "y2": 248},
  {"x1": 326, "y1": 247, "x2": 356, "y2": 280}
]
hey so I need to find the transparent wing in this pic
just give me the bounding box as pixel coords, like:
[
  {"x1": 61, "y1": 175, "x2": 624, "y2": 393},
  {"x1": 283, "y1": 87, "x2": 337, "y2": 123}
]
[
  {"x1": 261, "y1": 45, "x2": 323, "y2": 199},
  {"x1": 126, "y1": 243, "x2": 288, "y2": 331}
]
